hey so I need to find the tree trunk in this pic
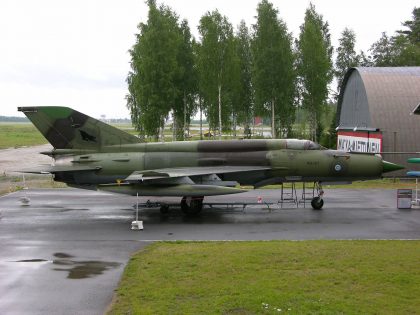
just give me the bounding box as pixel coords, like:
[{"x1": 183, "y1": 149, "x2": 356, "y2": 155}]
[
  {"x1": 160, "y1": 118, "x2": 165, "y2": 143},
  {"x1": 233, "y1": 113, "x2": 237, "y2": 138},
  {"x1": 271, "y1": 99, "x2": 276, "y2": 139},
  {"x1": 218, "y1": 84, "x2": 222, "y2": 140},
  {"x1": 199, "y1": 96, "x2": 203, "y2": 140},
  {"x1": 244, "y1": 122, "x2": 250, "y2": 139},
  {"x1": 172, "y1": 113, "x2": 176, "y2": 141},
  {"x1": 183, "y1": 91, "x2": 187, "y2": 141},
  {"x1": 311, "y1": 97, "x2": 316, "y2": 142}
]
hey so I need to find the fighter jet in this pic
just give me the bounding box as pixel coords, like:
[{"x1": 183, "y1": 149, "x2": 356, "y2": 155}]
[{"x1": 18, "y1": 106, "x2": 403, "y2": 213}]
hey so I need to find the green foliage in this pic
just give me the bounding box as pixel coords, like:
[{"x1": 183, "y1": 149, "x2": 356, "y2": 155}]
[
  {"x1": 335, "y1": 28, "x2": 361, "y2": 94},
  {"x1": 370, "y1": 32, "x2": 420, "y2": 66},
  {"x1": 108, "y1": 241, "x2": 420, "y2": 314},
  {"x1": 297, "y1": 3, "x2": 333, "y2": 142},
  {"x1": 369, "y1": 8, "x2": 420, "y2": 66},
  {"x1": 197, "y1": 10, "x2": 234, "y2": 136},
  {"x1": 173, "y1": 20, "x2": 197, "y2": 140},
  {"x1": 230, "y1": 21, "x2": 254, "y2": 138},
  {"x1": 398, "y1": 7, "x2": 420, "y2": 45},
  {"x1": 320, "y1": 107, "x2": 338, "y2": 149},
  {"x1": 252, "y1": 0, "x2": 296, "y2": 138},
  {"x1": 127, "y1": 0, "x2": 184, "y2": 140},
  {"x1": 125, "y1": 3, "x2": 418, "y2": 144},
  {"x1": 370, "y1": 32, "x2": 399, "y2": 66}
]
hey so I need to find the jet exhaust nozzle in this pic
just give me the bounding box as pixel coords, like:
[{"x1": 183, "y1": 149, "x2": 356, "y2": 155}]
[{"x1": 382, "y1": 161, "x2": 405, "y2": 173}]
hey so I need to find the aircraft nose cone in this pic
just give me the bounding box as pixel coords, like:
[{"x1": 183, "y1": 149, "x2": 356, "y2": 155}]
[{"x1": 382, "y1": 160, "x2": 405, "y2": 173}]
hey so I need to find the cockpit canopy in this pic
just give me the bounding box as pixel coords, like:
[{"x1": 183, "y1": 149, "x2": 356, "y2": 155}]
[{"x1": 286, "y1": 139, "x2": 326, "y2": 150}]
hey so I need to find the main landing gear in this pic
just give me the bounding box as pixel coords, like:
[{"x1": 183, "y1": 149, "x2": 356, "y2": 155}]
[
  {"x1": 310, "y1": 182, "x2": 324, "y2": 210},
  {"x1": 180, "y1": 196, "x2": 204, "y2": 215},
  {"x1": 158, "y1": 196, "x2": 204, "y2": 215},
  {"x1": 159, "y1": 204, "x2": 170, "y2": 214}
]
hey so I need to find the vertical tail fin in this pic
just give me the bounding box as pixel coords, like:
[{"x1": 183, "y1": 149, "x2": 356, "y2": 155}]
[{"x1": 18, "y1": 106, "x2": 139, "y2": 149}]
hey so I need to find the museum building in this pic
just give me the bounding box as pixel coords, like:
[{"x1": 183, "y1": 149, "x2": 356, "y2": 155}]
[{"x1": 336, "y1": 67, "x2": 420, "y2": 175}]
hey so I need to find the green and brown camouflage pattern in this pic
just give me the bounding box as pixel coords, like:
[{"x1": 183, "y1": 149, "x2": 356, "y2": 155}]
[
  {"x1": 18, "y1": 106, "x2": 404, "y2": 197},
  {"x1": 18, "y1": 106, "x2": 139, "y2": 150}
]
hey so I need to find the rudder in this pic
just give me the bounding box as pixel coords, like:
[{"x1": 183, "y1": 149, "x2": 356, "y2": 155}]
[{"x1": 18, "y1": 106, "x2": 139, "y2": 149}]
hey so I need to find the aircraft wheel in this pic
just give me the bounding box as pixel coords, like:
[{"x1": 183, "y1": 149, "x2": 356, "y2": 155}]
[
  {"x1": 181, "y1": 196, "x2": 203, "y2": 215},
  {"x1": 311, "y1": 197, "x2": 324, "y2": 210},
  {"x1": 160, "y1": 204, "x2": 170, "y2": 214}
]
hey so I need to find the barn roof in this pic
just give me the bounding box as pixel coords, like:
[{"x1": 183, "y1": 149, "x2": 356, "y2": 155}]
[{"x1": 337, "y1": 67, "x2": 420, "y2": 130}]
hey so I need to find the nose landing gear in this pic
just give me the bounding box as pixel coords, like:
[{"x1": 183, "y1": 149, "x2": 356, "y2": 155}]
[
  {"x1": 311, "y1": 183, "x2": 324, "y2": 210},
  {"x1": 311, "y1": 196, "x2": 324, "y2": 210}
]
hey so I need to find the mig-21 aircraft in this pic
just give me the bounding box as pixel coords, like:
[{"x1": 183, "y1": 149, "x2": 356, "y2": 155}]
[{"x1": 18, "y1": 106, "x2": 403, "y2": 214}]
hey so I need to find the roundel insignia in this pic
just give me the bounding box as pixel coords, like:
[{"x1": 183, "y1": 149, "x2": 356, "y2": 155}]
[{"x1": 331, "y1": 160, "x2": 348, "y2": 175}]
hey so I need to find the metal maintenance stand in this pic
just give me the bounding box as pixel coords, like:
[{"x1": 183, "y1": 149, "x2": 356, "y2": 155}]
[
  {"x1": 407, "y1": 158, "x2": 420, "y2": 207},
  {"x1": 278, "y1": 183, "x2": 298, "y2": 208},
  {"x1": 412, "y1": 178, "x2": 420, "y2": 207},
  {"x1": 19, "y1": 174, "x2": 30, "y2": 206},
  {"x1": 131, "y1": 193, "x2": 143, "y2": 230}
]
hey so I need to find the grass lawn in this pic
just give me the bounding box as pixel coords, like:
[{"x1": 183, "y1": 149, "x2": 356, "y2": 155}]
[
  {"x1": 0, "y1": 174, "x2": 67, "y2": 196},
  {"x1": 108, "y1": 241, "x2": 420, "y2": 315},
  {"x1": 0, "y1": 123, "x2": 47, "y2": 149},
  {"x1": 0, "y1": 122, "x2": 138, "y2": 148}
]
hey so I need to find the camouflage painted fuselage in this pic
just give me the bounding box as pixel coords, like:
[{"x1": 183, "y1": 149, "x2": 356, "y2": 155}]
[
  {"x1": 53, "y1": 139, "x2": 383, "y2": 187},
  {"x1": 18, "y1": 106, "x2": 400, "y2": 197}
]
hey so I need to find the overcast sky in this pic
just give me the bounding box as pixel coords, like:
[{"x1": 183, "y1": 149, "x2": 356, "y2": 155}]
[{"x1": 0, "y1": 0, "x2": 417, "y2": 118}]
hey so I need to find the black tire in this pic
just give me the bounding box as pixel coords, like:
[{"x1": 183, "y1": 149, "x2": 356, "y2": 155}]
[
  {"x1": 311, "y1": 197, "x2": 324, "y2": 210},
  {"x1": 181, "y1": 196, "x2": 203, "y2": 215}
]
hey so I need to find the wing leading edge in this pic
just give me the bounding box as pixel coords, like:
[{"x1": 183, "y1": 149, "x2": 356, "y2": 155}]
[
  {"x1": 124, "y1": 165, "x2": 273, "y2": 182},
  {"x1": 98, "y1": 165, "x2": 276, "y2": 196}
]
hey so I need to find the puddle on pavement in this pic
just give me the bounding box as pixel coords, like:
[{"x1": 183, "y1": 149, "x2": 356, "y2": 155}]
[
  {"x1": 52, "y1": 252, "x2": 121, "y2": 279},
  {"x1": 54, "y1": 253, "x2": 73, "y2": 258},
  {"x1": 57, "y1": 208, "x2": 90, "y2": 212},
  {"x1": 13, "y1": 259, "x2": 48, "y2": 262},
  {"x1": 53, "y1": 260, "x2": 121, "y2": 279},
  {"x1": 11, "y1": 253, "x2": 121, "y2": 279},
  {"x1": 42, "y1": 205, "x2": 89, "y2": 212}
]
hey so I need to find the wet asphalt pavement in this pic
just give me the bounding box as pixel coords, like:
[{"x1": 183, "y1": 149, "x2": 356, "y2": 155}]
[{"x1": 1, "y1": 188, "x2": 420, "y2": 314}]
